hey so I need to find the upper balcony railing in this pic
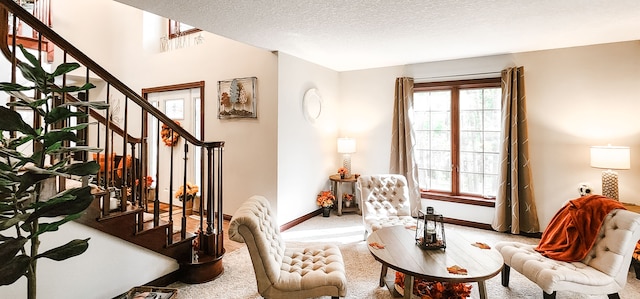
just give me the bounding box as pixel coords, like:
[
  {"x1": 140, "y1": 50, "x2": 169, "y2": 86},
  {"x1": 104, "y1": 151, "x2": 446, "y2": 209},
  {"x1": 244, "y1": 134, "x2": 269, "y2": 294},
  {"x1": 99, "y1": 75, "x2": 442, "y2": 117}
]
[{"x1": 6, "y1": 0, "x2": 53, "y2": 61}]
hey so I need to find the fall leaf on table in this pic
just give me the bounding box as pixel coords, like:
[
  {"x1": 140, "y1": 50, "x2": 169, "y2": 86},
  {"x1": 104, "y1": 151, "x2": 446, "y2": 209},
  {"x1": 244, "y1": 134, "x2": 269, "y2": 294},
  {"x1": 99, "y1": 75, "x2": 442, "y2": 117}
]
[
  {"x1": 369, "y1": 242, "x2": 385, "y2": 249},
  {"x1": 447, "y1": 265, "x2": 468, "y2": 275},
  {"x1": 405, "y1": 225, "x2": 417, "y2": 230},
  {"x1": 472, "y1": 242, "x2": 491, "y2": 249}
]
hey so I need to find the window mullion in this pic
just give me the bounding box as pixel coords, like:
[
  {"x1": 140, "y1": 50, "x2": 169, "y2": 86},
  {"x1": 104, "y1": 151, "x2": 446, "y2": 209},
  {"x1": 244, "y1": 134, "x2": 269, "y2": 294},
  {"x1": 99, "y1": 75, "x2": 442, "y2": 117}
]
[{"x1": 451, "y1": 87, "x2": 460, "y2": 195}]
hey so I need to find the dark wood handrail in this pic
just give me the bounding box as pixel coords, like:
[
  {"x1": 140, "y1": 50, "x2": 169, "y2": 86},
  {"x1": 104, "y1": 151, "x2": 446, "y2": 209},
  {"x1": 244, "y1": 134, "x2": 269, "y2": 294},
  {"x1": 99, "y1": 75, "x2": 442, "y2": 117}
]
[
  {"x1": 63, "y1": 93, "x2": 143, "y2": 144},
  {"x1": 0, "y1": 0, "x2": 217, "y2": 147}
]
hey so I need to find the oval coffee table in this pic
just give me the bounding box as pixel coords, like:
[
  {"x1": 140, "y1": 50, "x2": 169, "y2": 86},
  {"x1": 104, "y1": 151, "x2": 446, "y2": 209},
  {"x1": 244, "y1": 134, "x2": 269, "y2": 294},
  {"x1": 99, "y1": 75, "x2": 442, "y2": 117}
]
[{"x1": 367, "y1": 225, "x2": 504, "y2": 299}]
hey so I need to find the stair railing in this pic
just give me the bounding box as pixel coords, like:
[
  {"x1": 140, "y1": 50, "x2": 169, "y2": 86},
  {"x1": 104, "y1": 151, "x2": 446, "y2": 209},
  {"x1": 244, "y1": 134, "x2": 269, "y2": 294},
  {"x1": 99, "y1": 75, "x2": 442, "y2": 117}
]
[{"x1": 0, "y1": 0, "x2": 225, "y2": 263}]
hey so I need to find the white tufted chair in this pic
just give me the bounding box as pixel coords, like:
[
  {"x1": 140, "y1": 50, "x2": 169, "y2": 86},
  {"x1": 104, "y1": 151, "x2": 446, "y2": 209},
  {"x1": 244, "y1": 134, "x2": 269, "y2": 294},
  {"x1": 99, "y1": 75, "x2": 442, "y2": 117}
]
[
  {"x1": 228, "y1": 195, "x2": 347, "y2": 299},
  {"x1": 357, "y1": 174, "x2": 415, "y2": 240},
  {"x1": 357, "y1": 174, "x2": 416, "y2": 286},
  {"x1": 496, "y1": 209, "x2": 640, "y2": 299}
]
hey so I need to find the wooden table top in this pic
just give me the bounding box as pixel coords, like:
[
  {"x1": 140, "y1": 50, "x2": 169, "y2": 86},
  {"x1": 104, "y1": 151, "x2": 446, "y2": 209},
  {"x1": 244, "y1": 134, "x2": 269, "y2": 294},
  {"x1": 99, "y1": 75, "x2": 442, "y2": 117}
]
[
  {"x1": 366, "y1": 225, "x2": 504, "y2": 283},
  {"x1": 329, "y1": 174, "x2": 357, "y2": 182}
]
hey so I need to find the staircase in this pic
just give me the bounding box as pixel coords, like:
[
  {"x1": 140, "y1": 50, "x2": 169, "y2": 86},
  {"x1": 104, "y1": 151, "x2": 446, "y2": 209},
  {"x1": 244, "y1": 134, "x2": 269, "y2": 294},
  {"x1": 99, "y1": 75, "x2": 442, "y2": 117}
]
[{"x1": 0, "y1": 0, "x2": 225, "y2": 284}]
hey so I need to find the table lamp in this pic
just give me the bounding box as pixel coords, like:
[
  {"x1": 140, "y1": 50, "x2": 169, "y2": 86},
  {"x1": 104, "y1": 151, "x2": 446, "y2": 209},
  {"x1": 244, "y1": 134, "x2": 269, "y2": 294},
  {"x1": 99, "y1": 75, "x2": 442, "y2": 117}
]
[
  {"x1": 590, "y1": 145, "x2": 630, "y2": 200},
  {"x1": 337, "y1": 137, "x2": 356, "y2": 177}
]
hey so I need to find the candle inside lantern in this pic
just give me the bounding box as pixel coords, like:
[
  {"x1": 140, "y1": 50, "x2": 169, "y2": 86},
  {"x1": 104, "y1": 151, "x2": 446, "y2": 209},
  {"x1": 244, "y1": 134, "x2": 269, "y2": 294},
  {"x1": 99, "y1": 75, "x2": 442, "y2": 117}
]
[{"x1": 425, "y1": 222, "x2": 436, "y2": 244}]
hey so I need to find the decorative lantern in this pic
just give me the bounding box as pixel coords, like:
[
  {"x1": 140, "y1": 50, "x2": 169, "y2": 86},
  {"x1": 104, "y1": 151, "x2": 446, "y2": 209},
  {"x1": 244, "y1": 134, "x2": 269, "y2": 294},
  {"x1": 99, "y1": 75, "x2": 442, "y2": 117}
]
[{"x1": 415, "y1": 207, "x2": 446, "y2": 250}]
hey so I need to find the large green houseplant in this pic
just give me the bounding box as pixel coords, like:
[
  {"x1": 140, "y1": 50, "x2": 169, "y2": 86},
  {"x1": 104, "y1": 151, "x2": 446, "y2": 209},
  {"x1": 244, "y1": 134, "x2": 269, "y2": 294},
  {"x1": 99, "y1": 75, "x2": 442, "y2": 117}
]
[{"x1": 0, "y1": 45, "x2": 107, "y2": 299}]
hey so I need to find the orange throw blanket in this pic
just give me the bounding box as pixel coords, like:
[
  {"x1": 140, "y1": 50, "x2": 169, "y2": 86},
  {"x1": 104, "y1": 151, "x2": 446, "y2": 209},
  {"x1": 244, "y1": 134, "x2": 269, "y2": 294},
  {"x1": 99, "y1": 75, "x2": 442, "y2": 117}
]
[{"x1": 535, "y1": 195, "x2": 625, "y2": 262}]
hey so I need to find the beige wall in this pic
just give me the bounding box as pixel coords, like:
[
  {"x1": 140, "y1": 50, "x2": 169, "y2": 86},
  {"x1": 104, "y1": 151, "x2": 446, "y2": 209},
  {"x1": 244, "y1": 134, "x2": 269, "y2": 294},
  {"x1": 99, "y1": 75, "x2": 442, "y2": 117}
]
[
  {"x1": 341, "y1": 41, "x2": 640, "y2": 229},
  {"x1": 277, "y1": 53, "x2": 341, "y2": 223}
]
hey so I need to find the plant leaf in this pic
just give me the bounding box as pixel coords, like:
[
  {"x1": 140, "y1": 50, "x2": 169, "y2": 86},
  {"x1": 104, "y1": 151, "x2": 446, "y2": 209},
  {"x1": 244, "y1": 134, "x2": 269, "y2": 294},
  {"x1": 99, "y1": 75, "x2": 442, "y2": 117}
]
[
  {"x1": 45, "y1": 107, "x2": 86, "y2": 124},
  {"x1": 59, "y1": 161, "x2": 100, "y2": 176},
  {"x1": 0, "y1": 237, "x2": 28, "y2": 261},
  {"x1": 7, "y1": 134, "x2": 35, "y2": 150},
  {"x1": 60, "y1": 123, "x2": 89, "y2": 132},
  {"x1": 41, "y1": 130, "x2": 78, "y2": 147},
  {"x1": 0, "y1": 106, "x2": 38, "y2": 136},
  {"x1": 17, "y1": 45, "x2": 41, "y2": 76},
  {"x1": 50, "y1": 62, "x2": 80, "y2": 77},
  {"x1": 62, "y1": 101, "x2": 109, "y2": 110},
  {"x1": 0, "y1": 82, "x2": 32, "y2": 92},
  {"x1": 35, "y1": 238, "x2": 89, "y2": 261},
  {"x1": 17, "y1": 171, "x2": 52, "y2": 196},
  {"x1": 51, "y1": 83, "x2": 96, "y2": 94},
  {"x1": 0, "y1": 255, "x2": 30, "y2": 286},
  {"x1": 26, "y1": 186, "x2": 94, "y2": 220},
  {"x1": 3, "y1": 92, "x2": 35, "y2": 104},
  {"x1": 17, "y1": 62, "x2": 47, "y2": 91},
  {"x1": 32, "y1": 214, "x2": 81, "y2": 237},
  {"x1": 0, "y1": 213, "x2": 31, "y2": 231},
  {"x1": 0, "y1": 147, "x2": 32, "y2": 164},
  {"x1": 47, "y1": 146, "x2": 103, "y2": 155}
]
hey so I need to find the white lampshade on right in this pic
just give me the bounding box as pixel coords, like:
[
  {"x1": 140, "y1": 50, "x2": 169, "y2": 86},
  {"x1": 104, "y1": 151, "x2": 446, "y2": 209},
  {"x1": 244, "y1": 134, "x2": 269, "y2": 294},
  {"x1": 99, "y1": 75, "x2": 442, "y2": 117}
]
[{"x1": 590, "y1": 145, "x2": 630, "y2": 200}]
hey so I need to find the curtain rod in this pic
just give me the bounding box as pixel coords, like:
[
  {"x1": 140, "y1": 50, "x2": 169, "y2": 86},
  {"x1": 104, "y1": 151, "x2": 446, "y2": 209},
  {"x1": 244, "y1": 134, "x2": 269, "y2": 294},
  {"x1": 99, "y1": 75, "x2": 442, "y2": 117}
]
[{"x1": 414, "y1": 71, "x2": 502, "y2": 81}]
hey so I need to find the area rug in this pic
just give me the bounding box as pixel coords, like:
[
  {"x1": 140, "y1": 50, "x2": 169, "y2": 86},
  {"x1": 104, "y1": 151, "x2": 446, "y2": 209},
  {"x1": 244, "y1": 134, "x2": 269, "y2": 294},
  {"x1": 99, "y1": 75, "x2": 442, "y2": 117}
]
[{"x1": 168, "y1": 214, "x2": 640, "y2": 298}]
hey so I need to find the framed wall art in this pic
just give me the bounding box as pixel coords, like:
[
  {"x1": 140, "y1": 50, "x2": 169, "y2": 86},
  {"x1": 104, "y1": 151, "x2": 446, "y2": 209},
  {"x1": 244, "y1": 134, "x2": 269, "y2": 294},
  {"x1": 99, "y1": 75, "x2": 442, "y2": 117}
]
[{"x1": 218, "y1": 76, "x2": 257, "y2": 119}]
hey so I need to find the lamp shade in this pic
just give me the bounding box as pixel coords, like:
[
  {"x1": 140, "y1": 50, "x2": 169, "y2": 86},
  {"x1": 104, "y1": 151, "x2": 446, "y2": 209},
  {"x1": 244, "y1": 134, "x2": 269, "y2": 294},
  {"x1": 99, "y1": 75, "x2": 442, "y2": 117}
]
[
  {"x1": 337, "y1": 138, "x2": 356, "y2": 154},
  {"x1": 590, "y1": 146, "x2": 630, "y2": 170}
]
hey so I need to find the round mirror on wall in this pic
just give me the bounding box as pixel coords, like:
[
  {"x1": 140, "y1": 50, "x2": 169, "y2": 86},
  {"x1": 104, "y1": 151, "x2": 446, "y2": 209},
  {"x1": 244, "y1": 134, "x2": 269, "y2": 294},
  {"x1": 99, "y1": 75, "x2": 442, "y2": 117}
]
[{"x1": 302, "y1": 88, "x2": 322, "y2": 124}]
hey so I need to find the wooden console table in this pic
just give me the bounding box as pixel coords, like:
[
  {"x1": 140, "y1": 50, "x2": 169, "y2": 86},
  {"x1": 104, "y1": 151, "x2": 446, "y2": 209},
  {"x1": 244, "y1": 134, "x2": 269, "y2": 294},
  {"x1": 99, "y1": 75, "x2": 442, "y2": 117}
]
[{"x1": 623, "y1": 202, "x2": 640, "y2": 214}]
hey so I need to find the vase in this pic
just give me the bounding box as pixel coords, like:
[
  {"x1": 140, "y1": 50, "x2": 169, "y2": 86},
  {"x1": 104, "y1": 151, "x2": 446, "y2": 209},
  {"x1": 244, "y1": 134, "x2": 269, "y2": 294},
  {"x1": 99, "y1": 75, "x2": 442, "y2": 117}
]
[
  {"x1": 340, "y1": 173, "x2": 345, "y2": 179},
  {"x1": 344, "y1": 200, "x2": 352, "y2": 208},
  {"x1": 322, "y1": 207, "x2": 331, "y2": 217},
  {"x1": 184, "y1": 196, "x2": 194, "y2": 215}
]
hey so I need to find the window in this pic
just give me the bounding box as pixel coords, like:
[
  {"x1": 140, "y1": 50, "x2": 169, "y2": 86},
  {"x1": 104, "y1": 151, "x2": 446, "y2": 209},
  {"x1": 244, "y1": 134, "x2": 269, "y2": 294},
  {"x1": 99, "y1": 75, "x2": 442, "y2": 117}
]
[
  {"x1": 168, "y1": 20, "x2": 200, "y2": 39},
  {"x1": 413, "y1": 78, "x2": 501, "y2": 202}
]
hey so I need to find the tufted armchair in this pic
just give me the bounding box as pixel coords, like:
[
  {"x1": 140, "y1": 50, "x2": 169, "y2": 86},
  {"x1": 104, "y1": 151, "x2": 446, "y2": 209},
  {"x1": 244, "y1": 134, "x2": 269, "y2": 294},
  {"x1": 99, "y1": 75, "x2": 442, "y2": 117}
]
[
  {"x1": 357, "y1": 174, "x2": 416, "y2": 287},
  {"x1": 357, "y1": 174, "x2": 415, "y2": 240},
  {"x1": 228, "y1": 195, "x2": 347, "y2": 299},
  {"x1": 496, "y1": 209, "x2": 640, "y2": 299}
]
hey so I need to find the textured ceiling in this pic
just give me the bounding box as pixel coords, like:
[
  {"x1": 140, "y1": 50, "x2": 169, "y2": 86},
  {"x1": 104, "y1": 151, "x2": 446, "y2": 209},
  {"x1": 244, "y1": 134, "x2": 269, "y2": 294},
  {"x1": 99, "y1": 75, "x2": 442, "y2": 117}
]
[{"x1": 115, "y1": 0, "x2": 640, "y2": 71}]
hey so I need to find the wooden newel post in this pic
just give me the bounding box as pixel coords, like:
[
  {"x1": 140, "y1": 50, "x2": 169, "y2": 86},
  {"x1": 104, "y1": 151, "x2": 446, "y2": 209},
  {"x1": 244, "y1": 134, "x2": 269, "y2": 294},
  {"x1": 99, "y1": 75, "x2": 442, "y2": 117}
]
[{"x1": 217, "y1": 232, "x2": 224, "y2": 255}]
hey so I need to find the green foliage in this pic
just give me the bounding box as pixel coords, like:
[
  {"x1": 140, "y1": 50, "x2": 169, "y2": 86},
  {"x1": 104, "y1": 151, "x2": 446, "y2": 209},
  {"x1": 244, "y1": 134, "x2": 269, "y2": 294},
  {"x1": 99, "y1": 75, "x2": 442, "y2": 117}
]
[{"x1": 0, "y1": 45, "x2": 107, "y2": 291}]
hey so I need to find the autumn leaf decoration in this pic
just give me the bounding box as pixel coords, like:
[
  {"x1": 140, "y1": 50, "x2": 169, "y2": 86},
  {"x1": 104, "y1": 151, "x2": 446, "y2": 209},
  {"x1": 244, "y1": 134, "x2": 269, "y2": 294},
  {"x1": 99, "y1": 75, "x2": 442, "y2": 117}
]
[
  {"x1": 395, "y1": 272, "x2": 472, "y2": 298},
  {"x1": 447, "y1": 265, "x2": 468, "y2": 275},
  {"x1": 472, "y1": 242, "x2": 491, "y2": 249},
  {"x1": 161, "y1": 121, "x2": 181, "y2": 146},
  {"x1": 369, "y1": 242, "x2": 385, "y2": 249}
]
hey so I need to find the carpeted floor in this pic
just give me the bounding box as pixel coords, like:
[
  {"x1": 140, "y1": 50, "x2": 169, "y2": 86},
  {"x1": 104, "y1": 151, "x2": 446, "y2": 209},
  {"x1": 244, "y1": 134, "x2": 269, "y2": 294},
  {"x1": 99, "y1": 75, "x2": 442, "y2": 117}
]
[{"x1": 169, "y1": 213, "x2": 640, "y2": 298}]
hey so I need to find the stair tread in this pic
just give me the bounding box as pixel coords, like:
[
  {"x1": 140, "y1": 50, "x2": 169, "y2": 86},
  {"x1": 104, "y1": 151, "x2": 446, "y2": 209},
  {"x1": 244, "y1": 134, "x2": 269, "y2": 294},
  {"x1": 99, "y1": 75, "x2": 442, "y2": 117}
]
[{"x1": 98, "y1": 205, "x2": 143, "y2": 221}]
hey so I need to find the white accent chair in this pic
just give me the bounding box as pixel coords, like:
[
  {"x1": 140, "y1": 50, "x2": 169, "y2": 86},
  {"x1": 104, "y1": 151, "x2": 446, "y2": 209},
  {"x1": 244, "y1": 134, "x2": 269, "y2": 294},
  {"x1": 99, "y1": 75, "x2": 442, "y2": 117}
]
[
  {"x1": 228, "y1": 195, "x2": 347, "y2": 299},
  {"x1": 357, "y1": 174, "x2": 416, "y2": 286},
  {"x1": 496, "y1": 209, "x2": 640, "y2": 299},
  {"x1": 357, "y1": 174, "x2": 415, "y2": 240}
]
